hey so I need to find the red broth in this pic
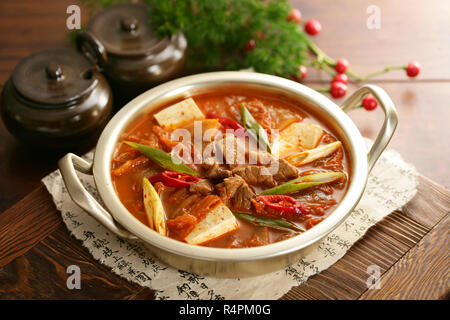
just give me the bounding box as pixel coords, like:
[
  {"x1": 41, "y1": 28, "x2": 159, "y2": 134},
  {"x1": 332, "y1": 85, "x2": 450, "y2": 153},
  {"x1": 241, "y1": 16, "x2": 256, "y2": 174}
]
[{"x1": 111, "y1": 90, "x2": 350, "y2": 248}]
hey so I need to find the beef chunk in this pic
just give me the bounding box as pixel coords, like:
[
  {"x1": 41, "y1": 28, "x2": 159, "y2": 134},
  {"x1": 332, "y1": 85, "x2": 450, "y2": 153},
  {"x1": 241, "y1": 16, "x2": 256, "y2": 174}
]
[
  {"x1": 199, "y1": 135, "x2": 297, "y2": 184},
  {"x1": 216, "y1": 176, "x2": 243, "y2": 200},
  {"x1": 247, "y1": 149, "x2": 298, "y2": 182},
  {"x1": 215, "y1": 176, "x2": 255, "y2": 212},
  {"x1": 232, "y1": 182, "x2": 256, "y2": 212},
  {"x1": 272, "y1": 158, "x2": 298, "y2": 182},
  {"x1": 200, "y1": 159, "x2": 232, "y2": 179},
  {"x1": 189, "y1": 179, "x2": 214, "y2": 195},
  {"x1": 232, "y1": 166, "x2": 275, "y2": 187}
]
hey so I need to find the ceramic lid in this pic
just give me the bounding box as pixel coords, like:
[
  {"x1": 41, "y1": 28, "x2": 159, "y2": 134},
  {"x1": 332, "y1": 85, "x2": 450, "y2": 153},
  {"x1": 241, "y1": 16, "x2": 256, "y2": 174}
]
[
  {"x1": 87, "y1": 2, "x2": 168, "y2": 56},
  {"x1": 12, "y1": 47, "x2": 98, "y2": 106}
]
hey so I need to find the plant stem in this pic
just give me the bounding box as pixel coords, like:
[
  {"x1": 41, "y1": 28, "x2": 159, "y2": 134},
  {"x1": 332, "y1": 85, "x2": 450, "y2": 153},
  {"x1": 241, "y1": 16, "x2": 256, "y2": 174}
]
[
  {"x1": 306, "y1": 38, "x2": 334, "y2": 65},
  {"x1": 306, "y1": 38, "x2": 364, "y2": 80},
  {"x1": 345, "y1": 70, "x2": 364, "y2": 81},
  {"x1": 320, "y1": 62, "x2": 336, "y2": 77},
  {"x1": 313, "y1": 87, "x2": 330, "y2": 93},
  {"x1": 356, "y1": 65, "x2": 406, "y2": 81},
  {"x1": 305, "y1": 37, "x2": 406, "y2": 82}
]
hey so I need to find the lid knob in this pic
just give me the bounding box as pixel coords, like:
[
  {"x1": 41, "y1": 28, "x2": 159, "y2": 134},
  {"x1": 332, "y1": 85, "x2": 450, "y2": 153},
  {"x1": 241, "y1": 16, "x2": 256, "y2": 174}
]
[
  {"x1": 87, "y1": 3, "x2": 164, "y2": 55},
  {"x1": 120, "y1": 17, "x2": 139, "y2": 32},
  {"x1": 46, "y1": 62, "x2": 64, "y2": 81}
]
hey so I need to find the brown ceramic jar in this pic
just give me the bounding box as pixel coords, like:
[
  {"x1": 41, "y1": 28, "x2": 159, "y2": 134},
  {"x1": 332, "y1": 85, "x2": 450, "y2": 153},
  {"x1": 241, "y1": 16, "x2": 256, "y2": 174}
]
[
  {"x1": 0, "y1": 47, "x2": 113, "y2": 150},
  {"x1": 76, "y1": 2, "x2": 187, "y2": 102}
]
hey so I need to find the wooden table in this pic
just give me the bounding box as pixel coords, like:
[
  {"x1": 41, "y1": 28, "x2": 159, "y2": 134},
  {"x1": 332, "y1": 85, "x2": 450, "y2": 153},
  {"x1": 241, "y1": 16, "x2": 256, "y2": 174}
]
[{"x1": 0, "y1": 0, "x2": 448, "y2": 300}]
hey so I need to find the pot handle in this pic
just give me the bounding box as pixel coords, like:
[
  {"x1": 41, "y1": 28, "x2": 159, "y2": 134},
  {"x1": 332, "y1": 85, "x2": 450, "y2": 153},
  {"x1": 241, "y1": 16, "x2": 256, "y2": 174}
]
[
  {"x1": 341, "y1": 84, "x2": 398, "y2": 173},
  {"x1": 76, "y1": 31, "x2": 108, "y2": 66},
  {"x1": 58, "y1": 153, "x2": 137, "y2": 240}
]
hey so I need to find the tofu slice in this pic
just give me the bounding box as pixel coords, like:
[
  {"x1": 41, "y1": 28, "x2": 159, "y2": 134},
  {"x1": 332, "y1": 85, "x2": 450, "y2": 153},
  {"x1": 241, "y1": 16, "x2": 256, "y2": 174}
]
[
  {"x1": 184, "y1": 203, "x2": 238, "y2": 245},
  {"x1": 154, "y1": 98, "x2": 205, "y2": 128},
  {"x1": 280, "y1": 122, "x2": 324, "y2": 150}
]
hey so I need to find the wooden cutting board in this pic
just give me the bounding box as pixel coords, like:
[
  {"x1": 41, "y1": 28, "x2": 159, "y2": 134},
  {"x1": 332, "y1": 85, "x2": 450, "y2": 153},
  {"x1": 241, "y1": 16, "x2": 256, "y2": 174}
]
[{"x1": 0, "y1": 174, "x2": 448, "y2": 299}]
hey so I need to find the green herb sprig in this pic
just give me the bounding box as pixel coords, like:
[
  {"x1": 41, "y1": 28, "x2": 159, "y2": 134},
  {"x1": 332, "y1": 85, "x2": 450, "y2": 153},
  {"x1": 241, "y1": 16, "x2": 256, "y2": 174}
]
[
  {"x1": 125, "y1": 141, "x2": 198, "y2": 175},
  {"x1": 233, "y1": 212, "x2": 303, "y2": 232},
  {"x1": 147, "y1": 0, "x2": 308, "y2": 76},
  {"x1": 77, "y1": 0, "x2": 420, "y2": 89},
  {"x1": 260, "y1": 171, "x2": 346, "y2": 195},
  {"x1": 241, "y1": 104, "x2": 272, "y2": 153}
]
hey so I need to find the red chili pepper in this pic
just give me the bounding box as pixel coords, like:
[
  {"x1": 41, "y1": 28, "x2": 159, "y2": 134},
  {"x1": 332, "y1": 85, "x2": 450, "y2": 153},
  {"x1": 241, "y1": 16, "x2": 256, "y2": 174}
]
[
  {"x1": 257, "y1": 195, "x2": 307, "y2": 215},
  {"x1": 206, "y1": 113, "x2": 246, "y2": 137},
  {"x1": 148, "y1": 171, "x2": 199, "y2": 188}
]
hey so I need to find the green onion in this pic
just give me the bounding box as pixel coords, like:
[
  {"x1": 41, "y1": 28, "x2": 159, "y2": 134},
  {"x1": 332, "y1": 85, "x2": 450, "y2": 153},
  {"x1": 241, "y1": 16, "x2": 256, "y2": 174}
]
[
  {"x1": 260, "y1": 171, "x2": 346, "y2": 195},
  {"x1": 233, "y1": 212, "x2": 303, "y2": 232},
  {"x1": 241, "y1": 104, "x2": 272, "y2": 153},
  {"x1": 124, "y1": 141, "x2": 198, "y2": 176}
]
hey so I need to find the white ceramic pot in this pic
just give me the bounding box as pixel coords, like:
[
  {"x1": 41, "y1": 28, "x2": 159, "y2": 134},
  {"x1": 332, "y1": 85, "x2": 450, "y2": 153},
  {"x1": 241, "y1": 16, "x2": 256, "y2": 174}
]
[{"x1": 58, "y1": 71, "x2": 397, "y2": 277}]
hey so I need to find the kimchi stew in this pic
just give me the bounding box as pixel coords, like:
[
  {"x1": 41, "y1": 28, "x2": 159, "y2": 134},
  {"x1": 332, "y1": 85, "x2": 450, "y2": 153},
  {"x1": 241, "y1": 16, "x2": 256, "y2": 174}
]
[{"x1": 111, "y1": 90, "x2": 350, "y2": 248}]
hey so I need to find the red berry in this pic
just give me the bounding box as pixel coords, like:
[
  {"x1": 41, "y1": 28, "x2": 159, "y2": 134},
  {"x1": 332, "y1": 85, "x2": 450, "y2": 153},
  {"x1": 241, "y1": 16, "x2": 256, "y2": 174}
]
[
  {"x1": 332, "y1": 73, "x2": 348, "y2": 84},
  {"x1": 287, "y1": 8, "x2": 302, "y2": 23},
  {"x1": 299, "y1": 65, "x2": 307, "y2": 80},
  {"x1": 304, "y1": 19, "x2": 322, "y2": 36},
  {"x1": 244, "y1": 39, "x2": 256, "y2": 51},
  {"x1": 330, "y1": 81, "x2": 347, "y2": 98},
  {"x1": 406, "y1": 61, "x2": 421, "y2": 77},
  {"x1": 362, "y1": 95, "x2": 378, "y2": 111},
  {"x1": 335, "y1": 58, "x2": 349, "y2": 74},
  {"x1": 291, "y1": 66, "x2": 307, "y2": 82}
]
